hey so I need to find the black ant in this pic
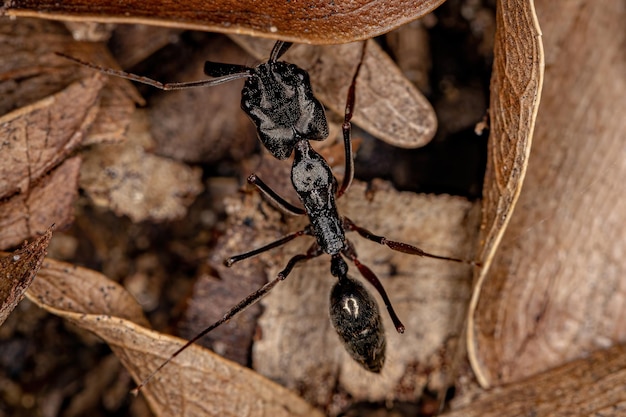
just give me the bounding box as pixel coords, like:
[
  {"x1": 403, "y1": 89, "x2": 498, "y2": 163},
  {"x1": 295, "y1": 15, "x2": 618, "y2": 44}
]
[{"x1": 58, "y1": 40, "x2": 477, "y2": 392}]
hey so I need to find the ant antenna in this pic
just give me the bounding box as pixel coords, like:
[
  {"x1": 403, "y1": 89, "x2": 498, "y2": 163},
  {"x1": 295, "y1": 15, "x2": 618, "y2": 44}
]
[{"x1": 55, "y1": 52, "x2": 252, "y2": 90}]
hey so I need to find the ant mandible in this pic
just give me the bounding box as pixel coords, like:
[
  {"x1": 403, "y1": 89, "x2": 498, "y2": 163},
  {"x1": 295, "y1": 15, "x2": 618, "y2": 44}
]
[{"x1": 58, "y1": 40, "x2": 476, "y2": 392}]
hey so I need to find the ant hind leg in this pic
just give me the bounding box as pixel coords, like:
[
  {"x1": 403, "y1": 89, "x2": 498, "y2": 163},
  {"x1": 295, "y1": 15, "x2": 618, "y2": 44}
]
[{"x1": 343, "y1": 217, "x2": 480, "y2": 266}]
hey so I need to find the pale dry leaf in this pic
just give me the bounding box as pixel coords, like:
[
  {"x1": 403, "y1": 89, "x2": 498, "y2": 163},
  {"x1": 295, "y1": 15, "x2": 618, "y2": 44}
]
[
  {"x1": 469, "y1": 0, "x2": 626, "y2": 387},
  {"x1": 0, "y1": 156, "x2": 81, "y2": 249},
  {"x1": 0, "y1": 225, "x2": 53, "y2": 326},
  {"x1": 24, "y1": 259, "x2": 323, "y2": 417},
  {"x1": 232, "y1": 37, "x2": 438, "y2": 148},
  {"x1": 4, "y1": 0, "x2": 445, "y2": 44},
  {"x1": 446, "y1": 343, "x2": 626, "y2": 417},
  {"x1": 79, "y1": 111, "x2": 204, "y2": 223},
  {"x1": 217, "y1": 180, "x2": 480, "y2": 410}
]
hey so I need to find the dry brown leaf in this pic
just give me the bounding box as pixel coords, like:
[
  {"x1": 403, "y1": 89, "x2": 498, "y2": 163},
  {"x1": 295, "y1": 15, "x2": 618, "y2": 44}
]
[
  {"x1": 0, "y1": 156, "x2": 81, "y2": 249},
  {"x1": 447, "y1": 343, "x2": 626, "y2": 417},
  {"x1": 0, "y1": 75, "x2": 103, "y2": 199},
  {"x1": 26, "y1": 258, "x2": 149, "y2": 325},
  {"x1": 0, "y1": 18, "x2": 137, "y2": 146},
  {"x1": 469, "y1": 0, "x2": 625, "y2": 387},
  {"x1": 79, "y1": 111, "x2": 204, "y2": 223},
  {"x1": 213, "y1": 180, "x2": 480, "y2": 410},
  {"x1": 0, "y1": 18, "x2": 138, "y2": 247},
  {"x1": 0, "y1": 225, "x2": 53, "y2": 326},
  {"x1": 233, "y1": 37, "x2": 438, "y2": 148},
  {"x1": 82, "y1": 76, "x2": 140, "y2": 146},
  {"x1": 4, "y1": 0, "x2": 446, "y2": 44},
  {"x1": 25, "y1": 259, "x2": 323, "y2": 417}
]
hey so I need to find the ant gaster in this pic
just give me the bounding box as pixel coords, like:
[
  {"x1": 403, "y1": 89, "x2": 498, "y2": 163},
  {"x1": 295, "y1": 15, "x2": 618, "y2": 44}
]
[{"x1": 58, "y1": 41, "x2": 476, "y2": 391}]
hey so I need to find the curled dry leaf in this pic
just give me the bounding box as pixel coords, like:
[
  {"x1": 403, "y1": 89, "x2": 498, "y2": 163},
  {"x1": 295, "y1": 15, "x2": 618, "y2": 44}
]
[
  {"x1": 215, "y1": 180, "x2": 480, "y2": 410},
  {"x1": 233, "y1": 37, "x2": 437, "y2": 148},
  {"x1": 0, "y1": 225, "x2": 53, "y2": 326},
  {"x1": 447, "y1": 343, "x2": 626, "y2": 417},
  {"x1": 469, "y1": 0, "x2": 626, "y2": 388},
  {"x1": 25, "y1": 259, "x2": 322, "y2": 417},
  {"x1": 79, "y1": 111, "x2": 204, "y2": 223},
  {"x1": 4, "y1": 0, "x2": 446, "y2": 44},
  {"x1": 466, "y1": 0, "x2": 543, "y2": 387}
]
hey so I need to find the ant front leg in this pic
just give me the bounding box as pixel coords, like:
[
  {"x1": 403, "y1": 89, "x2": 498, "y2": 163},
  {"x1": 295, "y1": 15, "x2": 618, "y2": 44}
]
[{"x1": 337, "y1": 41, "x2": 368, "y2": 199}]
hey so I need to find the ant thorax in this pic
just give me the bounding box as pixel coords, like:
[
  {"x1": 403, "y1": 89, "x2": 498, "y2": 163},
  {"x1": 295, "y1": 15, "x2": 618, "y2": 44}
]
[
  {"x1": 241, "y1": 61, "x2": 329, "y2": 160},
  {"x1": 291, "y1": 140, "x2": 345, "y2": 255}
]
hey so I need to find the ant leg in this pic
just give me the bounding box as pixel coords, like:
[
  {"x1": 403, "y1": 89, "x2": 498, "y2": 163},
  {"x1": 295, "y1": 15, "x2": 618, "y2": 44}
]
[
  {"x1": 132, "y1": 269, "x2": 285, "y2": 394},
  {"x1": 340, "y1": 247, "x2": 405, "y2": 333},
  {"x1": 225, "y1": 227, "x2": 311, "y2": 267},
  {"x1": 270, "y1": 41, "x2": 293, "y2": 62},
  {"x1": 337, "y1": 41, "x2": 368, "y2": 199},
  {"x1": 55, "y1": 52, "x2": 251, "y2": 90},
  {"x1": 343, "y1": 217, "x2": 479, "y2": 266},
  {"x1": 247, "y1": 174, "x2": 306, "y2": 216},
  {"x1": 277, "y1": 243, "x2": 324, "y2": 278},
  {"x1": 133, "y1": 242, "x2": 323, "y2": 393}
]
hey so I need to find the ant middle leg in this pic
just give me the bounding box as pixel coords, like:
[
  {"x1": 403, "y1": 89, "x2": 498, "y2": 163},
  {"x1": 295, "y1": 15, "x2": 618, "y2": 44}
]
[
  {"x1": 247, "y1": 174, "x2": 306, "y2": 216},
  {"x1": 224, "y1": 227, "x2": 311, "y2": 267}
]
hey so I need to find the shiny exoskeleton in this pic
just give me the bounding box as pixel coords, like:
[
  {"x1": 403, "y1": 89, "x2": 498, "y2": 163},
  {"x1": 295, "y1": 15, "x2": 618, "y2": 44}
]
[{"x1": 59, "y1": 41, "x2": 475, "y2": 389}]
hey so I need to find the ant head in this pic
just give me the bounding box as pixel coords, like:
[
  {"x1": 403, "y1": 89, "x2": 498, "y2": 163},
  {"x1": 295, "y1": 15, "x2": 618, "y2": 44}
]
[
  {"x1": 240, "y1": 61, "x2": 329, "y2": 160},
  {"x1": 329, "y1": 273, "x2": 386, "y2": 373}
]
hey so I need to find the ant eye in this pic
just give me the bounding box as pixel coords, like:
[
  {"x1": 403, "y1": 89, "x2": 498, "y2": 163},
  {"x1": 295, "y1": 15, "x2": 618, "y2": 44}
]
[{"x1": 329, "y1": 276, "x2": 385, "y2": 372}]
